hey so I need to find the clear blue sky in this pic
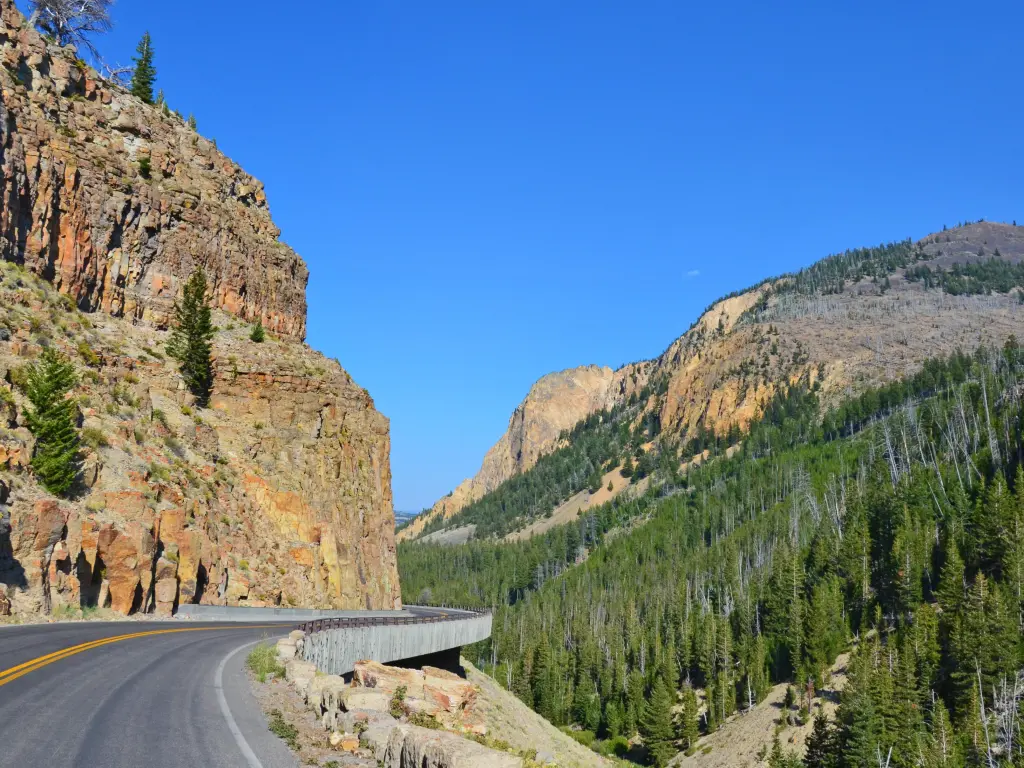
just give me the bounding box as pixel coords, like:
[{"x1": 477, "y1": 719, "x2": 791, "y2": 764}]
[{"x1": 81, "y1": 1, "x2": 1022, "y2": 510}]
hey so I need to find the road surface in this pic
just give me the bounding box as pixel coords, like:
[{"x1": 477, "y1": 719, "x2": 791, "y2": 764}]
[{"x1": 0, "y1": 620, "x2": 299, "y2": 768}]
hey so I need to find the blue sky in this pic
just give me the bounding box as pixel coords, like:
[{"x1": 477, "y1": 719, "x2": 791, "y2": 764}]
[{"x1": 81, "y1": 1, "x2": 1022, "y2": 510}]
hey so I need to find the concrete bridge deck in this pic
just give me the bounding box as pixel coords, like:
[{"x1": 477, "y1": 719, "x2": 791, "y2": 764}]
[{"x1": 298, "y1": 606, "x2": 492, "y2": 676}]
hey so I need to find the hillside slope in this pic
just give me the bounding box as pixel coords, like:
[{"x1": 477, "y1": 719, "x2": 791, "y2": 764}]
[
  {"x1": 399, "y1": 364, "x2": 649, "y2": 541},
  {"x1": 0, "y1": 1, "x2": 399, "y2": 617},
  {"x1": 409, "y1": 221, "x2": 1024, "y2": 540}
]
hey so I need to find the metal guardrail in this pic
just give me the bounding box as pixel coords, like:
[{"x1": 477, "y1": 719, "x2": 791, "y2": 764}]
[{"x1": 298, "y1": 605, "x2": 491, "y2": 636}]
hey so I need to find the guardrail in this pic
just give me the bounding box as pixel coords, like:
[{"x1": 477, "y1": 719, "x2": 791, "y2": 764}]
[
  {"x1": 300, "y1": 606, "x2": 492, "y2": 676},
  {"x1": 298, "y1": 606, "x2": 489, "y2": 635}
]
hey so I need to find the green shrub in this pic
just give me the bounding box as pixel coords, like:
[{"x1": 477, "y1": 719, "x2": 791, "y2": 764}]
[
  {"x1": 407, "y1": 712, "x2": 443, "y2": 729},
  {"x1": 389, "y1": 685, "x2": 407, "y2": 718},
  {"x1": 246, "y1": 643, "x2": 284, "y2": 683},
  {"x1": 81, "y1": 426, "x2": 108, "y2": 450},
  {"x1": 249, "y1": 321, "x2": 265, "y2": 343},
  {"x1": 138, "y1": 157, "x2": 151, "y2": 178}
]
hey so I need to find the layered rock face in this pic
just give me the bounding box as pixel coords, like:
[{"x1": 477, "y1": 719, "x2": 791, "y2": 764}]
[
  {"x1": 0, "y1": 0, "x2": 307, "y2": 339},
  {"x1": 0, "y1": 2, "x2": 400, "y2": 616},
  {"x1": 412, "y1": 222, "x2": 1024, "y2": 539},
  {"x1": 398, "y1": 364, "x2": 648, "y2": 540}
]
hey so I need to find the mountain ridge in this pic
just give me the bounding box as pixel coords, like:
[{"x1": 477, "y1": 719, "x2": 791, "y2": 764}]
[{"x1": 406, "y1": 220, "x2": 1024, "y2": 542}]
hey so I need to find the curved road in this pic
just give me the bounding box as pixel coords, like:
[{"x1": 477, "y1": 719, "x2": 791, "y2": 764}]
[{"x1": 0, "y1": 621, "x2": 299, "y2": 768}]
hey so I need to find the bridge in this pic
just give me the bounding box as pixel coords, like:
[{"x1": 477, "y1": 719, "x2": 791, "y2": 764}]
[{"x1": 175, "y1": 603, "x2": 492, "y2": 675}]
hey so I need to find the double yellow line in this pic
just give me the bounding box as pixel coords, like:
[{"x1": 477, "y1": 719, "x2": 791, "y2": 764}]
[{"x1": 0, "y1": 624, "x2": 281, "y2": 688}]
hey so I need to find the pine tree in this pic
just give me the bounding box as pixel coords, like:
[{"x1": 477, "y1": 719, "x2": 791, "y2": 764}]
[
  {"x1": 936, "y1": 540, "x2": 966, "y2": 618},
  {"x1": 249, "y1": 320, "x2": 265, "y2": 343},
  {"x1": 530, "y1": 642, "x2": 556, "y2": 722},
  {"x1": 803, "y1": 710, "x2": 837, "y2": 768},
  {"x1": 167, "y1": 267, "x2": 215, "y2": 407},
  {"x1": 920, "y1": 697, "x2": 962, "y2": 768},
  {"x1": 24, "y1": 347, "x2": 80, "y2": 496},
  {"x1": 640, "y1": 677, "x2": 675, "y2": 767},
  {"x1": 187, "y1": 113, "x2": 197, "y2": 131},
  {"x1": 678, "y1": 682, "x2": 699, "y2": 751},
  {"x1": 130, "y1": 32, "x2": 156, "y2": 104}
]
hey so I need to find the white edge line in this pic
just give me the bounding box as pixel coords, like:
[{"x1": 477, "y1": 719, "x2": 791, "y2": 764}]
[{"x1": 215, "y1": 638, "x2": 269, "y2": 768}]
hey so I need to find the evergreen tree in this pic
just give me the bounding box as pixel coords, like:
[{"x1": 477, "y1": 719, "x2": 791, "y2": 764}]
[
  {"x1": 187, "y1": 113, "x2": 197, "y2": 131},
  {"x1": 769, "y1": 734, "x2": 802, "y2": 768},
  {"x1": 24, "y1": 347, "x2": 80, "y2": 496},
  {"x1": 678, "y1": 682, "x2": 699, "y2": 751},
  {"x1": 640, "y1": 677, "x2": 675, "y2": 767},
  {"x1": 936, "y1": 540, "x2": 966, "y2": 618},
  {"x1": 919, "y1": 697, "x2": 962, "y2": 768},
  {"x1": 249, "y1": 320, "x2": 265, "y2": 343},
  {"x1": 803, "y1": 710, "x2": 837, "y2": 768},
  {"x1": 130, "y1": 32, "x2": 156, "y2": 104},
  {"x1": 166, "y1": 267, "x2": 215, "y2": 407}
]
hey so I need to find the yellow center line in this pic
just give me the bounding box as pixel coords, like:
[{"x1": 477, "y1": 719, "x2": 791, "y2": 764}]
[{"x1": 0, "y1": 624, "x2": 286, "y2": 687}]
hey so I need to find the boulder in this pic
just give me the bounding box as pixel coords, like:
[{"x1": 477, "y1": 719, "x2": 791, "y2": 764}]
[
  {"x1": 329, "y1": 730, "x2": 359, "y2": 751},
  {"x1": 354, "y1": 659, "x2": 426, "y2": 699},
  {"x1": 424, "y1": 668, "x2": 477, "y2": 713},
  {"x1": 275, "y1": 637, "x2": 296, "y2": 660},
  {"x1": 284, "y1": 659, "x2": 317, "y2": 694},
  {"x1": 373, "y1": 723, "x2": 523, "y2": 768},
  {"x1": 341, "y1": 689, "x2": 391, "y2": 715}
]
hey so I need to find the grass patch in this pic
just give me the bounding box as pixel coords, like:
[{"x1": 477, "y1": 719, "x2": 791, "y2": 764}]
[
  {"x1": 246, "y1": 642, "x2": 284, "y2": 683},
  {"x1": 266, "y1": 709, "x2": 299, "y2": 750},
  {"x1": 81, "y1": 426, "x2": 109, "y2": 450},
  {"x1": 407, "y1": 711, "x2": 443, "y2": 730}
]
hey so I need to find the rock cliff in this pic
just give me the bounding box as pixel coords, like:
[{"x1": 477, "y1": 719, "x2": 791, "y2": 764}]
[
  {"x1": 398, "y1": 364, "x2": 648, "y2": 541},
  {"x1": 0, "y1": 0, "x2": 307, "y2": 339},
  {"x1": 0, "y1": 2, "x2": 400, "y2": 617}
]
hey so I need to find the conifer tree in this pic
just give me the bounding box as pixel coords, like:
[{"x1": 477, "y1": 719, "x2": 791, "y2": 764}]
[
  {"x1": 936, "y1": 541, "x2": 966, "y2": 618},
  {"x1": 187, "y1": 114, "x2": 197, "y2": 131},
  {"x1": 24, "y1": 347, "x2": 80, "y2": 496},
  {"x1": 249, "y1": 320, "x2": 265, "y2": 343},
  {"x1": 920, "y1": 697, "x2": 962, "y2": 768},
  {"x1": 678, "y1": 682, "x2": 699, "y2": 751},
  {"x1": 640, "y1": 677, "x2": 675, "y2": 767},
  {"x1": 803, "y1": 710, "x2": 837, "y2": 768},
  {"x1": 167, "y1": 267, "x2": 215, "y2": 407},
  {"x1": 130, "y1": 32, "x2": 156, "y2": 104}
]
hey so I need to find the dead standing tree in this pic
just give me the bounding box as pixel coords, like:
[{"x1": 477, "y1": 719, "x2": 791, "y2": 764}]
[{"x1": 28, "y1": 0, "x2": 113, "y2": 57}]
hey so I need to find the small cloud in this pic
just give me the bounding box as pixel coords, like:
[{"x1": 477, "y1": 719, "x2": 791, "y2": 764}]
[{"x1": 686, "y1": 269, "x2": 701, "y2": 277}]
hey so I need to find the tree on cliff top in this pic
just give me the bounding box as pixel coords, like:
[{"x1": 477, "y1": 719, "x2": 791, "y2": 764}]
[
  {"x1": 29, "y1": 0, "x2": 112, "y2": 59},
  {"x1": 130, "y1": 31, "x2": 156, "y2": 104},
  {"x1": 24, "y1": 348, "x2": 80, "y2": 496},
  {"x1": 167, "y1": 267, "x2": 214, "y2": 407}
]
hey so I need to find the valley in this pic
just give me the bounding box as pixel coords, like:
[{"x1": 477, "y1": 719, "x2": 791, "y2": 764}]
[{"x1": 398, "y1": 224, "x2": 1024, "y2": 767}]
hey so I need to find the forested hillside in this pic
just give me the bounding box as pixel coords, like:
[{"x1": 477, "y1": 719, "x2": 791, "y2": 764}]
[
  {"x1": 401, "y1": 341, "x2": 1024, "y2": 766},
  {"x1": 409, "y1": 221, "x2": 1024, "y2": 544}
]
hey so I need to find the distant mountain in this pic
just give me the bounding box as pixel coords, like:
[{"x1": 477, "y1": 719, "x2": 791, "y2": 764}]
[
  {"x1": 393, "y1": 510, "x2": 420, "y2": 529},
  {"x1": 403, "y1": 221, "x2": 1024, "y2": 541}
]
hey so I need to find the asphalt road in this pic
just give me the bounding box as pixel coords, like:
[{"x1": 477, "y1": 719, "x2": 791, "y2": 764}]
[{"x1": 0, "y1": 621, "x2": 300, "y2": 768}]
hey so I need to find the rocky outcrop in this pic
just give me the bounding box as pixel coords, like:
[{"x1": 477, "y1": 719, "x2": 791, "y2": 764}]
[
  {"x1": 399, "y1": 364, "x2": 648, "y2": 540},
  {"x1": 277, "y1": 638, "x2": 523, "y2": 768},
  {"x1": 0, "y1": 0, "x2": 307, "y2": 339},
  {"x1": 0, "y1": 0, "x2": 400, "y2": 616}
]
